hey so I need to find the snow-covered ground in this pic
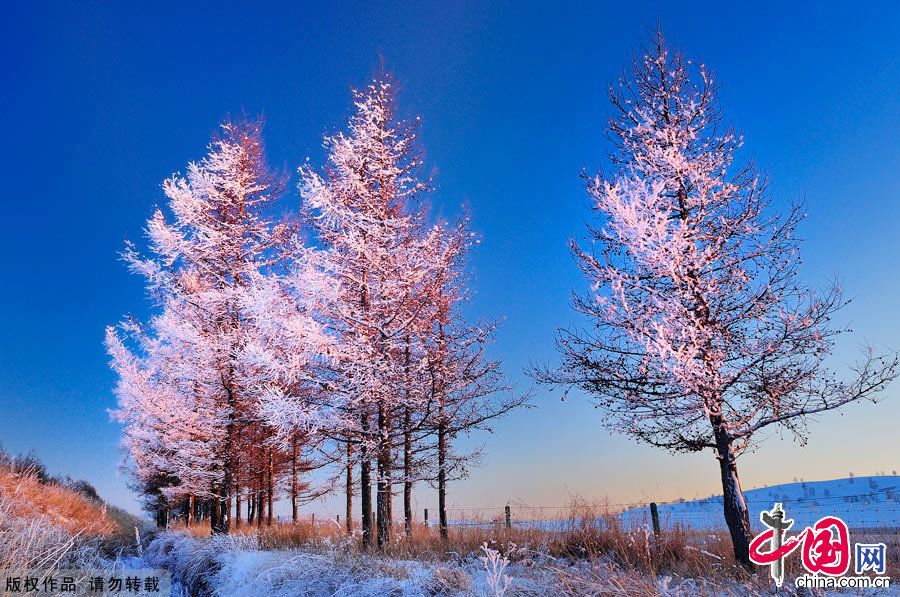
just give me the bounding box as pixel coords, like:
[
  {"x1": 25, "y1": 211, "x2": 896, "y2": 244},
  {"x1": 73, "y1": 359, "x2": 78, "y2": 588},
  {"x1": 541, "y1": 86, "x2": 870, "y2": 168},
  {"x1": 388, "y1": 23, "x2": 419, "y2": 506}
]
[
  {"x1": 621, "y1": 476, "x2": 899, "y2": 532},
  {"x1": 133, "y1": 529, "x2": 900, "y2": 596},
  {"x1": 84, "y1": 476, "x2": 897, "y2": 596},
  {"x1": 137, "y1": 531, "x2": 760, "y2": 596},
  {"x1": 448, "y1": 476, "x2": 899, "y2": 535}
]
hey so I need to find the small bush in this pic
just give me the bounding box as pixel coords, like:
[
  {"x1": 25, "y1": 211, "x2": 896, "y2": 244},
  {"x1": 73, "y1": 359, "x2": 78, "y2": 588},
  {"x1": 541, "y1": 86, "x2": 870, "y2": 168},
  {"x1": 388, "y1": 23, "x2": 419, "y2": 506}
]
[{"x1": 11, "y1": 450, "x2": 50, "y2": 484}]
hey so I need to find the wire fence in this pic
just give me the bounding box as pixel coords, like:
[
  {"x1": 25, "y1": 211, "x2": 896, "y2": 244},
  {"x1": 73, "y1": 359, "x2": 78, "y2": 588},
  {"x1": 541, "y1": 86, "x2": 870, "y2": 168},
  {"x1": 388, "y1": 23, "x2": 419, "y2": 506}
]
[{"x1": 437, "y1": 491, "x2": 899, "y2": 533}]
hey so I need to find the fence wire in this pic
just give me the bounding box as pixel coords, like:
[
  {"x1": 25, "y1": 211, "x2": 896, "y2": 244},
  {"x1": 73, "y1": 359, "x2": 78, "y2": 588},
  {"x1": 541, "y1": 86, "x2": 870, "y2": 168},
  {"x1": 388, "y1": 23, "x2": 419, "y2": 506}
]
[{"x1": 439, "y1": 491, "x2": 899, "y2": 533}]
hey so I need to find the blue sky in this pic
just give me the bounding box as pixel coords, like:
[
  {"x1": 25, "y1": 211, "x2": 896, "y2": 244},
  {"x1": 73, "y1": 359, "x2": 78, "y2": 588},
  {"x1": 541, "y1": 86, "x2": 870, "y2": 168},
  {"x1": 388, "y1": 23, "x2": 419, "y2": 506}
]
[{"x1": 1, "y1": 1, "x2": 898, "y2": 515}]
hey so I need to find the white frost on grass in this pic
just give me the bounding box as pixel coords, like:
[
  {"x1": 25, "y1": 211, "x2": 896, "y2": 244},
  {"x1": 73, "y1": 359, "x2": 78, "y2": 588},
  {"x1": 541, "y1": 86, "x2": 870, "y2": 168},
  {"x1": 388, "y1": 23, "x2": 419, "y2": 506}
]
[
  {"x1": 139, "y1": 531, "x2": 783, "y2": 596},
  {"x1": 215, "y1": 550, "x2": 432, "y2": 596},
  {"x1": 479, "y1": 542, "x2": 511, "y2": 597},
  {"x1": 142, "y1": 531, "x2": 539, "y2": 596},
  {"x1": 143, "y1": 531, "x2": 445, "y2": 596}
]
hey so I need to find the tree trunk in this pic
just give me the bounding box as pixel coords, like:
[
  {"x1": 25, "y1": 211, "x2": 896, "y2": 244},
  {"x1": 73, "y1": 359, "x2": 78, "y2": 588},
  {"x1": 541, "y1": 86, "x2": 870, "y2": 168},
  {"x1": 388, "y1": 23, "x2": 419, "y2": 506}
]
[
  {"x1": 235, "y1": 485, "x2": 242, "y2": 528},
  {"x1": 267, "y1": 450, "x2": 274, "y2": 526},
  {"x1": 233, "y1": 465, "x2": 241, "y2": 528},
  {"x1": 345, "y1": 441, "x2": 354, "y2": 534},
  {"x1": 376, "y1": 402, "x2": 391, "y2": 549},
  {"x1": 210, "y1": 480, "x2": 228, "y2": 534},
  {"x1": 218, "y1": 379, "x2": 236, "y2": 535},
  {"x1": 435, "y1": 322, "x2": 449, "y2": 541},
  {"x1": 403, "y1": 407, "x2": 413, "y2": 538},
  {"x1": 257, "y1": 471, "x2": 265, "y2": 528},
  {"x1": 402, "y1": 339, "x2": 413, "y2": 538},
  {"x1": 712, "y1": 419, "x2": 752, "y2": 569},
  {"x1": 209, "y1": 485, "x2": 219, "y2": 532},
  {"x1": 219, "y1": 478, "x2": 230, "y2": 533},
  {"x1": 291, "y1": 436, "x2": 299, "y2": 523},
  {"x1": 155, "y1": 504, "x2": 169, "y2": 529},
  {"x1": 438, "y1": 415, "x2": 449, "y2": 541},
  {"x1": 225, "y1": 476, "x2": 233, "y2": 532},
  {"x1": 360, "y1": 414, "x2": 373, "y2": 548}
]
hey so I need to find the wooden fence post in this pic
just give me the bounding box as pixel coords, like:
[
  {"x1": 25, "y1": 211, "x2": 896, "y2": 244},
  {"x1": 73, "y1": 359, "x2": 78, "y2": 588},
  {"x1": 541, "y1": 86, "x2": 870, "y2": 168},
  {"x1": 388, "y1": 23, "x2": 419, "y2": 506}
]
[
  {"x1": 424, "y1": 508, "x2": 429, "y2": 527},
  {"x1": 505, "y1": 505, "x2": 511, "y2": 529},
  {"x1": 650, "y1": 502, "x2": 660, "y2": 536}
]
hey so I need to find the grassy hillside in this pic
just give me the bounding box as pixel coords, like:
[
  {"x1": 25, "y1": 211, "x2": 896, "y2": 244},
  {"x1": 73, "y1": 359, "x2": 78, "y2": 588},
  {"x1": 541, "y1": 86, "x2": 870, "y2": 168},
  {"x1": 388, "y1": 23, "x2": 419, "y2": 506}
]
[
  {"x1": 0, "y1": 449, "x2": 141, "y2": 574},
  {"x1": 0, "y1": 466, "x2": 117, "y2": 536}
]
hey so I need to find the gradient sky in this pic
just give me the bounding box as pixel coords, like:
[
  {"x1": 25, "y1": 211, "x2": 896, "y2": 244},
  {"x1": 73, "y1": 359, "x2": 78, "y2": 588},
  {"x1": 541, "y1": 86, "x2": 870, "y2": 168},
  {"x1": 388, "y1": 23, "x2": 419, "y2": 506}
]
[{"x1": 1, "y1": 1, "x2": 898, "y2": 517}]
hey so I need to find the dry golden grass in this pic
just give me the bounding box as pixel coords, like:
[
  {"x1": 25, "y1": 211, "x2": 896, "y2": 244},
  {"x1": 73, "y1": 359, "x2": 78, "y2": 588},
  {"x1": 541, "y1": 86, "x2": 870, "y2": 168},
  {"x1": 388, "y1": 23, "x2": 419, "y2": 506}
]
[
  {"x1": 171, "y1": 500, "x2": 756, "y2": 583},
  {"x1": 168, "y1": 499, "x2": 900, "y2": 591},
  {"x1": 0, "y1": 466, "x2": 117, "y2": 537},
  {"x1": 0, "y1": 464, "x2": 141, "y2": 579}
]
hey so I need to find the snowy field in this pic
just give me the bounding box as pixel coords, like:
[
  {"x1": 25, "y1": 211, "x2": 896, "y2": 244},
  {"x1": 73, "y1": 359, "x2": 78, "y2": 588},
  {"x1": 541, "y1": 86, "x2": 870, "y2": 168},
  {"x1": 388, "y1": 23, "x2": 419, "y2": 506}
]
[
  {"x1": 7, "y1": 475, "x2": 894, "y2": 596},
  {"x1": 620, "y1": 476, "x2": 899, "y2": 532},
  {"x1": 444, "y1": 476, "x2": 899, "y2": 539},
  {"x1": 132, "y1": 526, "x2": 898, "y2": 596},
  {"x1": 137, "y1": 531, "x2": 762, "y2": 597}
]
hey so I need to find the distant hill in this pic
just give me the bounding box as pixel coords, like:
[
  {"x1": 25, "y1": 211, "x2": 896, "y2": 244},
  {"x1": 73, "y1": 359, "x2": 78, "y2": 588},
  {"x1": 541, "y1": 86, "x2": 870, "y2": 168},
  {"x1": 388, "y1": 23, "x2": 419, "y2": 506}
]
[{"x1": 623, "y1": 476, "x2": 899, "y2": 531}]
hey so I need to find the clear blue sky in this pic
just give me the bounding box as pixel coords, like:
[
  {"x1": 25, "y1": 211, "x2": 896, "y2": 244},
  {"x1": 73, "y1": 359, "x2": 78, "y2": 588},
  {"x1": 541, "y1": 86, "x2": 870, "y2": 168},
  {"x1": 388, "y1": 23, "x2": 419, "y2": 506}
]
[{"x1": 1, "y1": 1, "x2": 898, "y2": 516}]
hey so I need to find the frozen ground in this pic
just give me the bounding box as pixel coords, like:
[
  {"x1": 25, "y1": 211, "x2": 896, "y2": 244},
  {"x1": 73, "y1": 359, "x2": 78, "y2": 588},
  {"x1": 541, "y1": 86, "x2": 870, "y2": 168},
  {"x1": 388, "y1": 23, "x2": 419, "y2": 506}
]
[
  {"x1": 133, "y1": 530, "x2": 900, "y2": 596},
  {"x1": 137, "y1": 531, "x2": 764, "y2": 596},
  {"x1": 22, "y1": 476, "x2": 891, "y2": 596}
]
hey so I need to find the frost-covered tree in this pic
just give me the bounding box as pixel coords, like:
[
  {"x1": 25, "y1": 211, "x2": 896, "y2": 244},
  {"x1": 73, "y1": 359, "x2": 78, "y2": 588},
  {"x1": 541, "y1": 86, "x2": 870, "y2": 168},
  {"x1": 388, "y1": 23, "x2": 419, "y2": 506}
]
[
  {"x1": 108, "y1": 119, "x2": 309, "y2": 533},
  {"x1": 298, "y1": 77, "x2": 526, "y2": 548},
  {"x1": 106, "y1": 296, "x2": 227, "y2": 525},
  {"x1": 411, "y1": 221, "x2": 528, "y2": 541},
  {"x1": 534, "y1": 32, "x2": 898, "y2": 566},
  {"x1": 110, "y1": 82, "x2": 524, "y2": 545},
  {"x1": 299, "y1": 77, "x2": 443, "y2": 548},
  {"x1": 243, "y1": 264, "x2": 337, "y2": 521}
]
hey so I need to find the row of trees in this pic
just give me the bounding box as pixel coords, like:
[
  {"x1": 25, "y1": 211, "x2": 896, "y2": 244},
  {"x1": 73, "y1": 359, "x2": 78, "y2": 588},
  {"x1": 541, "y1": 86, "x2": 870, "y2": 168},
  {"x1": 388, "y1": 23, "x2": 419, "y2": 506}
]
[
  {"x1": 110, "y1": 32, "x2": 897, "y2": 568},
  {"x1": 107, "y1": 78, "x2": 526, "y2": 547}
]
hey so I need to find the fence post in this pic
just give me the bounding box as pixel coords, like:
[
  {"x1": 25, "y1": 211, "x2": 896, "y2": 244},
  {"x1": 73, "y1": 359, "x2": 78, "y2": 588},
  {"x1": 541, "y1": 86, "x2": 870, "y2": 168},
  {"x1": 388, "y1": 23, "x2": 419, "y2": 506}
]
[
  {"x1": 505, "y1": 505, "x2": 511, "y2": 529},
  {"x1": 424, "y1": 508, "x2": 429, "y2": 527},
  {"x1": 336, "y1": 514, "x2": 340, "y2": 525},
  {"x1": 650, "y1": 502, "x2": 660, "y2": 536}
]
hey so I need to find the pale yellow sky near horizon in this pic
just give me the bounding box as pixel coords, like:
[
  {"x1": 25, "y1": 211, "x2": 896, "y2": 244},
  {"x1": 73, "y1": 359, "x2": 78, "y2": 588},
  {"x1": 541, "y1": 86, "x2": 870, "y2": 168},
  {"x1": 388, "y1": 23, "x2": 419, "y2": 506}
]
[{"x1": 300, "y1": 377, "x2": 900, "y2": 519}]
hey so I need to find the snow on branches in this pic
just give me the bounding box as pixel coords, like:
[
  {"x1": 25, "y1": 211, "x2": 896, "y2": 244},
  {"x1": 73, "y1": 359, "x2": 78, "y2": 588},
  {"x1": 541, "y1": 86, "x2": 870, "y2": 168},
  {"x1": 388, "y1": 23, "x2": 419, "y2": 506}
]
[
  {"x1": 108, "y1": 120, "x2": 328, "y2": 532},
  {"x1": 542, "y1": 32, "x2": 897, "y2": 453},
  {"x1": 535, "y1": 30, "x2": 897, "y2": 566},
  {"x1": 108, "y1": 79, "x2": 524, "y2": 541},
  {"x1": 296, "y1": 78, "x2": 524, "y2": 547}
]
